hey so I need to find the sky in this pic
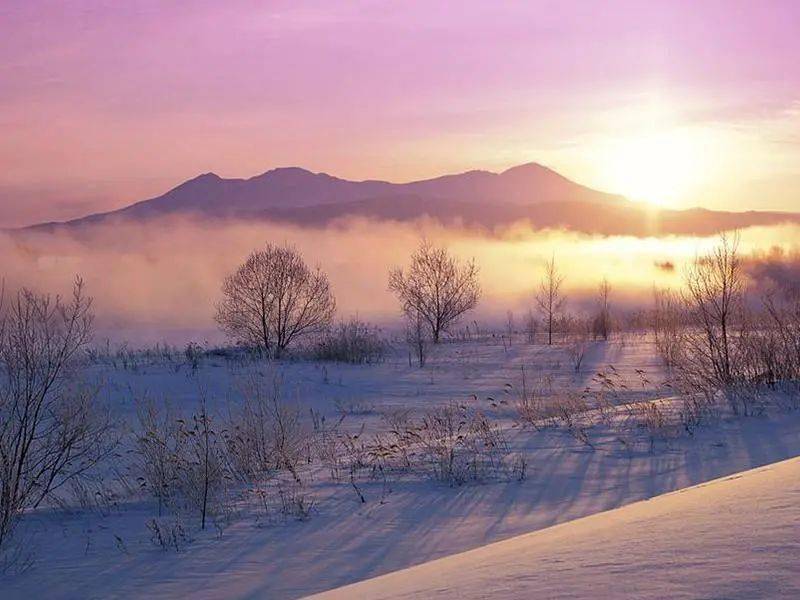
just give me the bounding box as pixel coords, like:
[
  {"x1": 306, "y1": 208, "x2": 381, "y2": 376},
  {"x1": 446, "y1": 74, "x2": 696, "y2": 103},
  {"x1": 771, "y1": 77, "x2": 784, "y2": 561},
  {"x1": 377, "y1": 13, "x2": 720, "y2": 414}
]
[{"x1": 1, "y1": 0, "x2": 799, "y2": 227}]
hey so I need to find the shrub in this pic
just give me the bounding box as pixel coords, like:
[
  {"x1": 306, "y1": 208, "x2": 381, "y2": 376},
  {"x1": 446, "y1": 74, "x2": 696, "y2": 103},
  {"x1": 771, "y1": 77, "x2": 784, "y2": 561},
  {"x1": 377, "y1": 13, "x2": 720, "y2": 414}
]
[
  {"x1": 146, "y1": 517, "x2": 189, "y2": 552},
  {"x1": 314, "y1": 318, "x2": 387, "y2": 364}
]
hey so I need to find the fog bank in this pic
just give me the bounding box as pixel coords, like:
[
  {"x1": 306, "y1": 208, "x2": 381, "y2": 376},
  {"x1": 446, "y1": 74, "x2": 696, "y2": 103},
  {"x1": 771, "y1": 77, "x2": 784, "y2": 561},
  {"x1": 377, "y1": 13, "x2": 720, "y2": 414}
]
[{"x1": 1, "y1": 217, "x2": 798, "y2": 344}]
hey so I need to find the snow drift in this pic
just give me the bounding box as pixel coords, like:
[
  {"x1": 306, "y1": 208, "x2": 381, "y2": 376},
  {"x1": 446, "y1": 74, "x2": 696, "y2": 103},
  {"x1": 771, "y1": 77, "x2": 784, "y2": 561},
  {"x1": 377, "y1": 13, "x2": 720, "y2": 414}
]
[{"x1": 313, "y1": 457, "x2": 800, "y2": 599}]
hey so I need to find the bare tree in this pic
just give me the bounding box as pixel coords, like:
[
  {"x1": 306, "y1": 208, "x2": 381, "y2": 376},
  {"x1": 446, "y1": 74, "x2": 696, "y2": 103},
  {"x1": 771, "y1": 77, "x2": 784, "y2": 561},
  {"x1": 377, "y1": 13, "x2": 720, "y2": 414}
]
[
  {"x1": 682, "y1": 232, "x2": 744, "y2": 386},
  {"x1": 760, "y1": 290, "x2": 800, "y2": 384},
  {"x1": 535, "y1": 254, "x2": 566, "y2": 345},
  {"x1": 592, "y1": 278, "x2": 612, "y2": 341},
  {"x1": 216, "y1": 244, "x2": 336, "y2": 358},
  {"x1": 652, "y1": 286, "x2": 684, "y2": 369},
  {"x1": 406, "y1": 310, "x2": 429, "y2": 368},
  {"x1": 505, "y1": 311, "x2": 515, "y2": 336},
  {"x1": 0, "y1": 279, "x2": 115, "y2": 556},
  {"x1": 388, "y1": 241, "x2": 481, "y2": 344},
  {"x1": 524, "y1": 309, "x2": 538, "y2": 344}
]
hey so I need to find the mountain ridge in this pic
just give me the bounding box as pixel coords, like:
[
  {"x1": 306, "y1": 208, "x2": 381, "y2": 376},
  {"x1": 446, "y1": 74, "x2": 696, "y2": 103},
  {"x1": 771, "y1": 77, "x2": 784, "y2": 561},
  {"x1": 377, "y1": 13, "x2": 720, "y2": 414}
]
[
  {"x1": 21, "y1": 162, "x2": 624, "y2": 227},
  {"x1": 14, "y1": 162, "x2": 800, "y2": 237}
]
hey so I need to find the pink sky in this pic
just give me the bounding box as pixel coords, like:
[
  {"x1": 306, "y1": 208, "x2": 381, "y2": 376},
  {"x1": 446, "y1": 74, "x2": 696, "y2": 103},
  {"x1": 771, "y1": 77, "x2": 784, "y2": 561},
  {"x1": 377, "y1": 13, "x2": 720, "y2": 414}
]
[{"x1": 1, "y1": 0, "x2": 799, "y2": 226}]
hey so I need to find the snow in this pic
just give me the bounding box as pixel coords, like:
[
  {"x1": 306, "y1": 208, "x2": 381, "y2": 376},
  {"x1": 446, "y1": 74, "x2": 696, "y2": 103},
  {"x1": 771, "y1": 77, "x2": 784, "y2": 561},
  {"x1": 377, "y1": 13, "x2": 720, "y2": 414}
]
[
  {"x1": 1, "y1": 336, "x2": 799, "y2": 599},
  {"x1": 312, "y1": 456, "x2": 800, "y2": 599}
]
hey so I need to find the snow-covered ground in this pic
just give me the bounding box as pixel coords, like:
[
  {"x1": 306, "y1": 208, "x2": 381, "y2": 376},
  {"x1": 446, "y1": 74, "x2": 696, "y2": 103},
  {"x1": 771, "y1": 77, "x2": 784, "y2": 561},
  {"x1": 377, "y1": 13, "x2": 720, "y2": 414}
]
[
  {"x1": 2, "y1": 336, "x2": 800, "y2": 599},
  {"x1": 314, "y1": 456, "x2": 800, "y2": 599}
]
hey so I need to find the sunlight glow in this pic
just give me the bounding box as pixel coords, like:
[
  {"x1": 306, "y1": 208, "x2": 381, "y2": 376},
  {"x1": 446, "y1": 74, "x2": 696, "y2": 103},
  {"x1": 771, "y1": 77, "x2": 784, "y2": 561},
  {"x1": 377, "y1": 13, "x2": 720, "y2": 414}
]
[{"x1": 600, "y1": 128, "x2": 707, "y2": 207}]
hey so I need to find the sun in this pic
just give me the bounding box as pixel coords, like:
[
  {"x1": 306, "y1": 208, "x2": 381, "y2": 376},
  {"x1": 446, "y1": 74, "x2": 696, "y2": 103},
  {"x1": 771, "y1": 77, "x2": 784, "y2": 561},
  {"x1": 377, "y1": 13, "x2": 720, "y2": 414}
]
[{"x1": 601, "y1": 128, "x2": 706, "y2": 207}]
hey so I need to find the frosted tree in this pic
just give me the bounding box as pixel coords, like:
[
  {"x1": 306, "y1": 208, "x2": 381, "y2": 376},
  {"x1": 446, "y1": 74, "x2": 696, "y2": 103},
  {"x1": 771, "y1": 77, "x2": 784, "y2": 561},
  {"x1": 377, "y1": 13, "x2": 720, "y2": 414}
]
[
  {"x1": 389, "y1": 241, "x2": 481, "y2": 344},
  {"x1": 216, "y1": 244, "x2": 336, "y2": 358},
  {"x1": 535, "y1": 254, "x2": 566, "y2": 345}
]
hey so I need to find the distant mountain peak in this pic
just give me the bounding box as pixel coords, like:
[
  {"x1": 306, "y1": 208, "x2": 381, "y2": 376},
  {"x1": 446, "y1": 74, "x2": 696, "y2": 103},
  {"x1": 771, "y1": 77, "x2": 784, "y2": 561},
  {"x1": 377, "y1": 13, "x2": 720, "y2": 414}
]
[
  {"x1": 500, "y1": 162, "x2": 566, "y2": 180},
  {"x1": 186, "y1": 172, "x2": 221, "y2": 183},
  {"x1": 158, "y1": 172, "x2": 225, "y2": 197},
  {"x1": 252, "y1": 166, "x2": 316, "y2": 178},
  {"x1": 169, "y1": 171, "x2": 223, "y2": 193},
  {"x1": 501, "y1": 161, "x2": 548, "y2": 174},
  {"x1": 21, "y1": 161, "x2": 631, "y2": 230}
]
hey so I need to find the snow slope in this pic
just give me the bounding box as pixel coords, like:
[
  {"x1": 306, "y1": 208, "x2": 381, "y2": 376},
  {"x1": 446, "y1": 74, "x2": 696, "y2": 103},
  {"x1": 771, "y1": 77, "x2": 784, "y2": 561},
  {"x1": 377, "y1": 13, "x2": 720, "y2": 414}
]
[
  {"x1": 2, "y1": 338, "x2": 799, "y2": 599},
  {"x1": 313, "y1": 456, "x2": 800, "y2": 599}
]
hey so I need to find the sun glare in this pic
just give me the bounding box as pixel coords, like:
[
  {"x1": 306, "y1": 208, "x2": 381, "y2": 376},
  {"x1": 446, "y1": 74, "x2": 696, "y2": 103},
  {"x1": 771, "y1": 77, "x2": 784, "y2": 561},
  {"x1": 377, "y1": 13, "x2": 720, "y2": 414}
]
[{"x1": 601, "y1": 129, "x2": 706, "y2": 207}]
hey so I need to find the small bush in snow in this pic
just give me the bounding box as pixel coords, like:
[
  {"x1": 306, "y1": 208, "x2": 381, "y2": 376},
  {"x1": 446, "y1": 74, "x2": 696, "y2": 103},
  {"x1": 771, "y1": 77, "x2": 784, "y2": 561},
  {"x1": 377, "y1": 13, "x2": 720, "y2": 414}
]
[
  {"x1": 314, "y1": 318, "x2": 387, "y2": 364},
  {"x1": 133, "y1": 397, "x2": 231, "y2": 531},
  {"x1": 224, "y1": 373, "x2": 308, "y2": 484},
  {"x1": 383, "y1": 402, "x2": 514, "y2": 486},
  {"x1": 146, "y1": 517, "x2": 189, "y2": 552},
  {"x1": 134, "y1": 398, "x2": 182, "y2": 516}
]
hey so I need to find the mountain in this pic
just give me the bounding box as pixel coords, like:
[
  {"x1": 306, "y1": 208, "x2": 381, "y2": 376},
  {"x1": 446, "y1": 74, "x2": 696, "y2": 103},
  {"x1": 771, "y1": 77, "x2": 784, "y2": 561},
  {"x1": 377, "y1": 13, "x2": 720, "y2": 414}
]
[
  {"x1": 24, "y1": 163, "x2": 622, "y2": 225},
  {"x1": 18, "y1": 162, "x2": 800, "y2": 236},
  {"x1": 402, "y1": 163, "x2": 622, "y2": 206}
]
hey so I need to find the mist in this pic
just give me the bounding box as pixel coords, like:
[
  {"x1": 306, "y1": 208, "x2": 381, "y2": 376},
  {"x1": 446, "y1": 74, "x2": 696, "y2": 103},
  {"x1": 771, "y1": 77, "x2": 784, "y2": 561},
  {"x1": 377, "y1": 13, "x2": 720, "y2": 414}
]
[{"x1": 2, "y1": 217, "x2": 798, "y2": 344}]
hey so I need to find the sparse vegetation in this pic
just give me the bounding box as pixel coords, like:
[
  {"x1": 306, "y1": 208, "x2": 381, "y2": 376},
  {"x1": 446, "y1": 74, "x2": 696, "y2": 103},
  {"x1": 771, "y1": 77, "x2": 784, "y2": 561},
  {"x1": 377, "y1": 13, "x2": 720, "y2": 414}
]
[
  {"x1": 314, "y1": 318, "x2": 387, "y2": 364},
  {"x1": 5, "y1": 234, "x2": 800, "y2": 594},
  {"x1": 652, "y1": 287, "x2": 683, "y2": 369}
]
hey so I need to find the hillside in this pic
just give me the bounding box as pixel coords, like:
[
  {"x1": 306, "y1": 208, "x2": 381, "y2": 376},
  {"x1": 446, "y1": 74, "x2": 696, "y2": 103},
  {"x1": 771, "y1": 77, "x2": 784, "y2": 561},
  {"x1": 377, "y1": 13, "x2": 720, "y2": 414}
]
[{"x1": 313, "y1": 456, "x2": 800, "y2": 599}]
